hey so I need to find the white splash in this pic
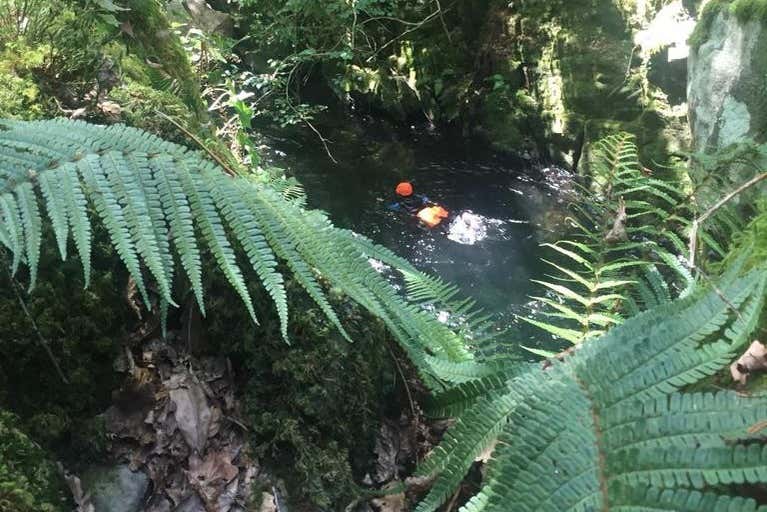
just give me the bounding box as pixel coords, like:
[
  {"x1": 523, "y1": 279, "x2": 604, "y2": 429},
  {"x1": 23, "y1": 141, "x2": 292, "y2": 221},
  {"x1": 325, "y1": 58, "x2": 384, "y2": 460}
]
[
  {"x1": 367, "y1": 258, "x2": 389, "y2": 273},
  {"x1": 447, "y1": 211, "x2": 506, "y2": 245}
]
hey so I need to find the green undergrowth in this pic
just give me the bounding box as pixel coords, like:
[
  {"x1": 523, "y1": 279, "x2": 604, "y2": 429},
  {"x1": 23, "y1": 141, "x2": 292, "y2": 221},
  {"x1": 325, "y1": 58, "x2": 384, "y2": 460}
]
[
  {"x1": 0, "y1": 411, "x2": 69, "y2": 512},
  {"x1": 0, "y1": 62, "x2": 48, "y2": 120},
  {"x1": 0, "y1": 229, "x2": 133, "y2": 466},
  {"x1": 0, "y1": 0, "x2": 210, "y2": 142},
  {"x1": 0, "y1": 227, "x2": 413, "y2": 510},
  {"x1": 725, "y1": 201, "x2": 767, "y2": 271},
  {"x1": 106, "y1": 80, "x2": 200, "y2": 145},
  {"x1": 731, "y1": 0, "x2": 767, "y2": 23},
  {"x1": 0, "y1": 40, "x2": 65, "y2": 119}
]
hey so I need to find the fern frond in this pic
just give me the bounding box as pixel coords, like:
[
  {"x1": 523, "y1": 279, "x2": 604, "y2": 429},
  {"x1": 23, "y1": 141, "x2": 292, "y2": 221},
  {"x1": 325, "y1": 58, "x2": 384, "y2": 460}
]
[
  {"x1": 0, "y1": 192, "x2": 23, "y2": 274},
  {"x1": 37, "y1": 170, "x2": 69, "y2": 261},
  {"x1": 0, "y1": 119, "x2": 483, "y2": 387},
  {"x1": 61, "y1": 170, "x2": 92, "y2": 287},
  {"x1": 526, "y1": 132, "x2": 696, "y2": 344},
  {"x1": 609, "y1": 484, "x2": 767, "y2": 512},
  {"x1": 15, "y1": 183, "x2": 41, "y2": 289},
  {"x1": 415, "y1": 269, "x2": 767, "y2": 511}
]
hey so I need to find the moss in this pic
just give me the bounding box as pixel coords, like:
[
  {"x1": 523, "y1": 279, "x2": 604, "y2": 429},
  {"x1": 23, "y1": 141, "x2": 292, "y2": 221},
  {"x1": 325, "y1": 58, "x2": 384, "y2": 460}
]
[
  {"x1": 0, "y1": 411, "x2": 69, "y2": 512},
  {"x1": 107, "y1": 79, "x2": 200, "y2": 143},
  {"x1": 689, "y1": 0, "x2": 730, "y2": 49},
  {"x1": 202, "y1": 272, "x2": 400, "y2": 509},
  {"x1": 119, "y1": 0, "x2": 207, "y2": 121},
  {"x1": 0, "y1": 41, "x2": 59, "y2": 119},
  {"x1": 0, "y1": 69, "x2": 46, "y2": 119},
  {"x1": 730, "y1": 0, "x2": 767, "y2": 23},
  {"x1": 690, "y1": 0, "x2": 767, "y2": 49},
  {"x1": 0, "y1": 228, "x2": 136, "y2": 467}
]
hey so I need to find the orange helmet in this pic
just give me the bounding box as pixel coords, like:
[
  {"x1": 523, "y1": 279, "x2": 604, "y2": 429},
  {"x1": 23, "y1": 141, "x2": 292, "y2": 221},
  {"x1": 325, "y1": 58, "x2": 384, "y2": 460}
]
[{"x1": 396, "y1": 182, "x2": 413, "y2": 197}]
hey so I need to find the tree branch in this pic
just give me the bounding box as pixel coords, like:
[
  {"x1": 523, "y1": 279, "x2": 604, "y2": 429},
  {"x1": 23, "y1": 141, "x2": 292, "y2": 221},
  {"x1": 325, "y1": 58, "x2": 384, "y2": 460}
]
[
  {"x1": 6, "y1": 270, "x2": 69, "y2": 384},
  {"x1": 688, "y1": 171, "x2": 767, "y2": 269}
]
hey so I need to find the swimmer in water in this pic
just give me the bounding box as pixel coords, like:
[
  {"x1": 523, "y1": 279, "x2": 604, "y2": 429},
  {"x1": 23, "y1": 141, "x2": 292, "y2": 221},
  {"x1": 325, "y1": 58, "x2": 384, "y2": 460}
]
[
  {"x1": 388, "y1": 181, "x2": 429, "y2": 213},
  {"x1": 388, "y1": 181, "x2": 449, "y2": 228}
]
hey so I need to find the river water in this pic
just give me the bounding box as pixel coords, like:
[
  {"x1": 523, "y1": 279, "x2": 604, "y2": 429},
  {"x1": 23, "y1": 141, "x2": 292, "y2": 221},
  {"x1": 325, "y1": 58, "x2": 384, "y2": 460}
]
[{"x1": 262, "y1": 117, "x2": 571, "y2": 346}]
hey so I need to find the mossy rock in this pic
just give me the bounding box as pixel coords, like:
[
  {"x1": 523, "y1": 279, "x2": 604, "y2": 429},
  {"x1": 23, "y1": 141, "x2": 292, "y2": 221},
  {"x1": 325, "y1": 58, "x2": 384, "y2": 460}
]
[
  {"x1": 107, "y1": 80, "x2": 200, "y2": 144},
  {"x1": 476, "y1": 88, "x2": 539, "y2": 153},
  {"x1": 688, "y1": 2, "x2": 767, "y2": 179},
  {"x1": 690, "y1": 0, "x2": 767, "y2": 49},
  {"x1": 118, "y1": 0, "x2": 207, "y2": 121},
  {"x1": 470, "y1": 0, "x2": 682, "y2": 165}
]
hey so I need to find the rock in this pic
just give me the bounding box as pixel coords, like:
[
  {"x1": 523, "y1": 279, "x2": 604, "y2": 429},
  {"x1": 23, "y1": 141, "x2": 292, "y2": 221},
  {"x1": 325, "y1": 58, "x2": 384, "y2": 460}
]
[
  {"x1": 167, "y1": 0, "x2": 232, "y2": 36},
  {"x1": 186, "y1": 0, "x2": 232, "y2": 35},
  {"x1": 82, "y1": 464, "x2": 149, "y2": 512},
  {"x1": 687, "y1": 7, "x2": 767, "y2": 202},
  {"x1": 688, "y1": 9, "x2": 767, "y2": 152}
]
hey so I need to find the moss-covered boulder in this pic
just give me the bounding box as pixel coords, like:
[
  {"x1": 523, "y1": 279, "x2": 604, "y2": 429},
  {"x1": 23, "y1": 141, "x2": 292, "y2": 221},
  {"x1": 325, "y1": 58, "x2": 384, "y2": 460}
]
[
  {"x1": 688, "y1": 1, "x2": 767, "y2": 151},
  {"x1": 118, "y1": 0, "x2": 208, "y2": 121},
  {"x1": 687, "y1": 0, "x2": 767, "y2": 202}
]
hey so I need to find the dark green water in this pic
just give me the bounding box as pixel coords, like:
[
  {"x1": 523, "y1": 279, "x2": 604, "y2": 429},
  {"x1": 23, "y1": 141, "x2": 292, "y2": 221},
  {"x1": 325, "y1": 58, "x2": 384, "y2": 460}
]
[{"x1": 264, "y1": 118, "x2": 570, "y2": 336}]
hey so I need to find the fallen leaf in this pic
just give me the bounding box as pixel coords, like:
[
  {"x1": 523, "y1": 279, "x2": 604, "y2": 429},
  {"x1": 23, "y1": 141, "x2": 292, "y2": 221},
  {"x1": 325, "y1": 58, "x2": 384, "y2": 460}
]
[
  {"x1": 371, "y1": 492, "x2": 406, "y2": 512},
  {"x1": 604, "y1": 196, "x2": 628, "y2": 244},
  {"x1": 259, "y1": 492, "x2": 277, "y2": 512},
  {"x1": 170, "y1": 379, "x2": 212, "y2": 453},
  {"x1": 731, "y1": 340, "x2": 767, "y2": 385},
  {"x1": 215, "y1": 477, "x2": 239, "y2": 511},
  {"x1": 188, "y1": 451, "x2": 238, "y2": 486},
  {"x1": 98, "y1": 100, "x2": 122, "y2": 120}
]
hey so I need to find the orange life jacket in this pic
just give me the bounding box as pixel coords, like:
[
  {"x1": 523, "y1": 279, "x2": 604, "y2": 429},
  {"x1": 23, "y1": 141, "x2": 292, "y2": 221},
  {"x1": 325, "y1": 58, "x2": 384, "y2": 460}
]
[{"x1": 417, "y1": 206, "x2": 449, "y2": 228}]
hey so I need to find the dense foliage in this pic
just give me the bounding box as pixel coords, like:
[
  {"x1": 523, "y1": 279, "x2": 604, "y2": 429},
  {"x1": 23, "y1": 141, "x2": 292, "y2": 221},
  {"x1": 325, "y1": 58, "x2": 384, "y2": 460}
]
[
  {"x1": 526, "y1": 133, "x2": 696, "y2": 344},
  {"x1": 0, "y1": 411, "x2": 67, "y2": 512},
  {"x1": 415, "y1": 265, "x2": 767, "y2": 511},
  {"x1": 0, "y1": 1, "x2": 766, "y2": 510},
  {"x1": 0, "y1": 119, "x2": 492, "y2": 388}
]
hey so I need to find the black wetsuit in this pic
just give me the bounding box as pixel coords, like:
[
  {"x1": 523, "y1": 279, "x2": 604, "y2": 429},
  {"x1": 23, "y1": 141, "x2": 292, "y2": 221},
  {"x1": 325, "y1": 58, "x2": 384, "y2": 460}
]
[{"x1": 388, "y1": 194, "x2": 429, "y2": 214}]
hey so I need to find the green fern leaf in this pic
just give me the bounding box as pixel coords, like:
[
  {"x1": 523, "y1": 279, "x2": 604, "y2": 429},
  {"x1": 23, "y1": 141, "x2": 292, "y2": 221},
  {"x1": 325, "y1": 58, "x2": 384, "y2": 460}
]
[
  {"x1": 415, "y1": 269, "x2": 767, "y2": 511},
  {"x1": 61, "y1": 169, "x2": 92, "y2": 286},
  {"x1": 0, "y1": 192, "x2": 24, "y2": 275},
  {"x1": 0, "y1": 119, "x2": 490, "y2": 387},
  {"x1": 15, "y1": 183, "x2": 41, "y2": 289},
  {"x1": 37, "y1": 170, "x2": 69, "y2": 261}
]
